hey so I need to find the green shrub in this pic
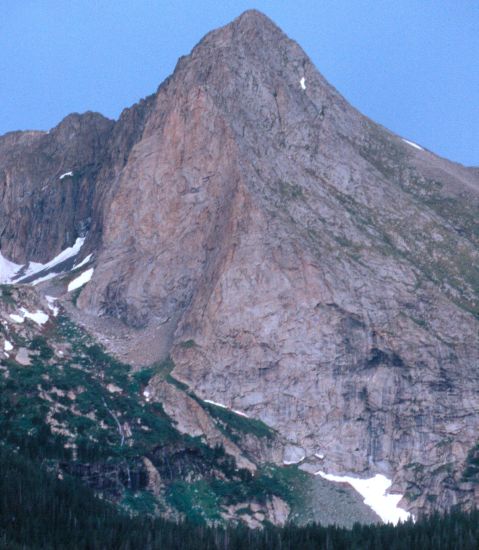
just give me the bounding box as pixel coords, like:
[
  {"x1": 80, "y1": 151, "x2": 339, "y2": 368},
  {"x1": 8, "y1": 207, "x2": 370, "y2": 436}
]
[
  {"x1": 29, "y1": 335, "x2": 54, "y2": 360},
  {"x1": 167, "y1": 480, "x2": 221, "y2": 524}
]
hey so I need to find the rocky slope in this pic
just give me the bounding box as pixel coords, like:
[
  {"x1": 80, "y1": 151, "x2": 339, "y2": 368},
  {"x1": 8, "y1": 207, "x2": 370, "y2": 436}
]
[
  {"x1": 0, "y1": 282, "x2": 381, "y2": 527},
  {"x1": 1, "y1": 10, "x2": 479, "y2": 522}
]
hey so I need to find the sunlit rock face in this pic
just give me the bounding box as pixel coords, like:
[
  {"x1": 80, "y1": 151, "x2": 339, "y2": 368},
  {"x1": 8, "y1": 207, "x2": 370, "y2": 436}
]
[{"x1": 2, "y1": 10, "x2": 479, "y2": 518}]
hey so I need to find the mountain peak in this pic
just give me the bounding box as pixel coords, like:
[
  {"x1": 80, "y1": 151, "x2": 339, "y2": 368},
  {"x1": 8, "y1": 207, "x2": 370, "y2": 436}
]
[
  {"x1": 193, "y1": 8, "x2": 288, "y2": 57},
  {"x1": 228, "y1": 9, "x2": 288, "y2": 44},
  {"x1": 233, "y1": 9, "x2": 279, "y2": 29},
  {"x1": 171, "y1": 8, "x2": 312, "y2": 105},
  {"x1": 2, "y1": 9, "x2": 479, "y2": 525}
]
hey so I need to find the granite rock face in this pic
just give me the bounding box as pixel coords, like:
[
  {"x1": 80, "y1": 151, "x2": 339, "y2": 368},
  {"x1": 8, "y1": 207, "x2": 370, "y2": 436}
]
[
  {"x1": 0, "y1": 114, "x2": 109, "y2": 263},
  {"x1": 2, "y1": 10, "x2": 479, "y2": 518},
  {"x1": 0, "y1": 95, "x2": 155, "y2": 264}
]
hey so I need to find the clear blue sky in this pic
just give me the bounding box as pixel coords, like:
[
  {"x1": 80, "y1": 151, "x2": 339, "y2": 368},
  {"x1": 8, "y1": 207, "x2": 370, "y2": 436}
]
[{"x1": 1, "y1": 1, "x2": 478, "y2": 166}]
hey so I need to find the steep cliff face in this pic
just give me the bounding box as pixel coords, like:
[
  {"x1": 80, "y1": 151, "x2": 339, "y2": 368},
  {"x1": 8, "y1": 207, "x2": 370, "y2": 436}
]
[
  {"x1": 0, "y1": 113, "x2": 113, "y2": 263},
  {"x1": 76, "y1": 11, "x2": 479, "y2": 516},
  {"x1": 0, "y1": 94, "x2": 155, "y2": 266},
  {"x1": 2, "y1": 10, "x2": 479, "y2": 520}
]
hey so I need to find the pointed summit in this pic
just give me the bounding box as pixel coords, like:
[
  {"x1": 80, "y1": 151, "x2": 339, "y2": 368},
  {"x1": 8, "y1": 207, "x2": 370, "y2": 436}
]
[
  {"x1": 167, "y1": 7, "x2": 331, "y2": 117},
  {"x1": 187, "y1": 8, "x2": 297, "y2": 68},
  {"x1": 232, "y1": 9, "x2": 282, "y2": 32},
  {"x1": 205, "y1": 9, "x2": 284, "y2": 42},
  {"x1": 234, "y1": 8, "x2": 272, "y2": 22}
]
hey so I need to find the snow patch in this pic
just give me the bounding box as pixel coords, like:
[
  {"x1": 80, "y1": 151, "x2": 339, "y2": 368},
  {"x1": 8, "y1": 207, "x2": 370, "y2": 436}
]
[
  {"x1": 0, "y1": 253, "x2": 22, "y2": 283},
  {"x1": 67, "y1": 268, "x2": 94, "y2": 292},
  {"x1": 402, "y1": 138, "x2": 423, "y2": 151},
  {"x1": 9, "y1": 314, "x2": 24, "y2": 323},
  {"x1": 283, "y1": 444, "x2": 306, "y2": 465},
  {"x1": 203, "y1": 399, "x2": 250, "y2": 418},
  {"x1": 300, "y1": 77, "x2": 306, "y2": 90},
  {"x1": 204, "y1": 399, "x2": 228, "y2": 409},
  {"x1": 73, "y1": 254, "x2": 92, "y2": 270},
  {"x1": 46, "y1": 295, "x2": 59, "y2": 316},
  {"x1": 9, "y1": 237, "x2": 86, "y2": 285},
  {"x1": 26, "y1": 237, "x2": 86, "y2": 277},
  {"x1": 59, "y1": 171, "x2": 73, "y2": 179},
  {"x1": 315, "y1": 453, "x2": 325, "y2": 460},
  {"x1": 316, "y1": 471, "x2": 411, "y2": 525},
  {"x1": 31, "y1": 272, "x2": 60, "y2": 286},
  {"x1": 21, "y1": 308, "x2": 49, "y2": 325},
  {"x1": 232, "y1": 409, "x2": 249, "y2": 418},
  {"x1": 9, "y1": 308, "x2": 48, "y2": 325},
  {"x1": 4, "y1": 340, "x2": 13, "y2": 352},
  {"x1": 283, "y1": 459, "x2": 305, "y2": 465}
]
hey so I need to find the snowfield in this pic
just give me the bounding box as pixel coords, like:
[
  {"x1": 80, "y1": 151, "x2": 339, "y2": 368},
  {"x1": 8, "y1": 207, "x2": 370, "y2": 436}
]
[
  {"x1": 9, "y1": 314, "x2": 24, "y2": 323},
  {"x1": 9, "y1": 308, "x2": 49, "y2": 326},
  {"x1": 22, "y1": 237, "x2": 86, "y2": 283},
  {"x1": 0, "y1": 253, "x2": 23, "y2": 283},
  {"x1": 68, "y1": 268, "x2": 94, "y2": 292},
  {"x1": 1, "y1": 237, "x2": 86, "y2": 285},
  {"x1": 316, "y1": 471, "x2": 411, "y2": 525}
]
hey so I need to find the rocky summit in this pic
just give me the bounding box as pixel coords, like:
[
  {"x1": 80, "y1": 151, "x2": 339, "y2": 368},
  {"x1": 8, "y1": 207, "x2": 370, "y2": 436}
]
[{"x1": 1, "y1": 10, "x2": 478, "y2": 525}]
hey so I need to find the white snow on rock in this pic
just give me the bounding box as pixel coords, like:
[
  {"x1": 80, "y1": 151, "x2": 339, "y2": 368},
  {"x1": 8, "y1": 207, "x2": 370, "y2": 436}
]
[
  {"x1": 46, "y1": 295, "x2": 59, "y2": 316},
  {"x1": 316, "y1": 471, "x2": 411, "y2": 525},
  {"x1": 4, "y1": 237, "x2": 86, "y2": 285},
  {"x1": 315, "y1": 452, "x2": 325, "y2": 460},
  {"x1": 31, "y1": 272, "x2": 60, "y2": 286},
  {"x1": 232, "y1": 409, "x2": 249, "y2": 418},
  {"x1": 9, "y1": 308, "x2": 48, "y2": 325},
  {"x1": 59, "y1": 171, "x2": 74, "y2": 179},
  {"x1": 9, "y1": 314, "x2": 24, "y2": 323},
  {"x1": 283, "y1": 444, "x2": 306, "y2": 465},
  {"x1": 300, "y1": 77, "x2": 306, "y2": 90},
  {"x1": 204, "y1": 399, "x2": 250, "y2": 418},
  {"x1": 21, "y1": 308, "x2": 49, "y2": 325},
  {"x1": 26, "y1": 237, "x2": 86, "y2": 277},
  {"x1": 73, "y1": 254, "x2": 92, "y2": 270},
  {"x1": 4, "y1": 339, "x2": 13, "y2": 352},
  {"x1": 402, "y1": 138, "x2": 423, "y2": 151},
  {"x1": 67, "y1": 268, "x2": 94, "y2": 292},
  {"x1": 0, "y1": 253, "x2": 23, "y2": 283},
  {"x1": 204, "y1": 399, "x2": 228, "y2": 409}
]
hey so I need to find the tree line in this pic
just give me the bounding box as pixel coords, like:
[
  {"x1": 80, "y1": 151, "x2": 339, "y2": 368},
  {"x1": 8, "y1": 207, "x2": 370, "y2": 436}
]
[{"x1": 1, "y1": 446, "x2": 478, "y2": 550}]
